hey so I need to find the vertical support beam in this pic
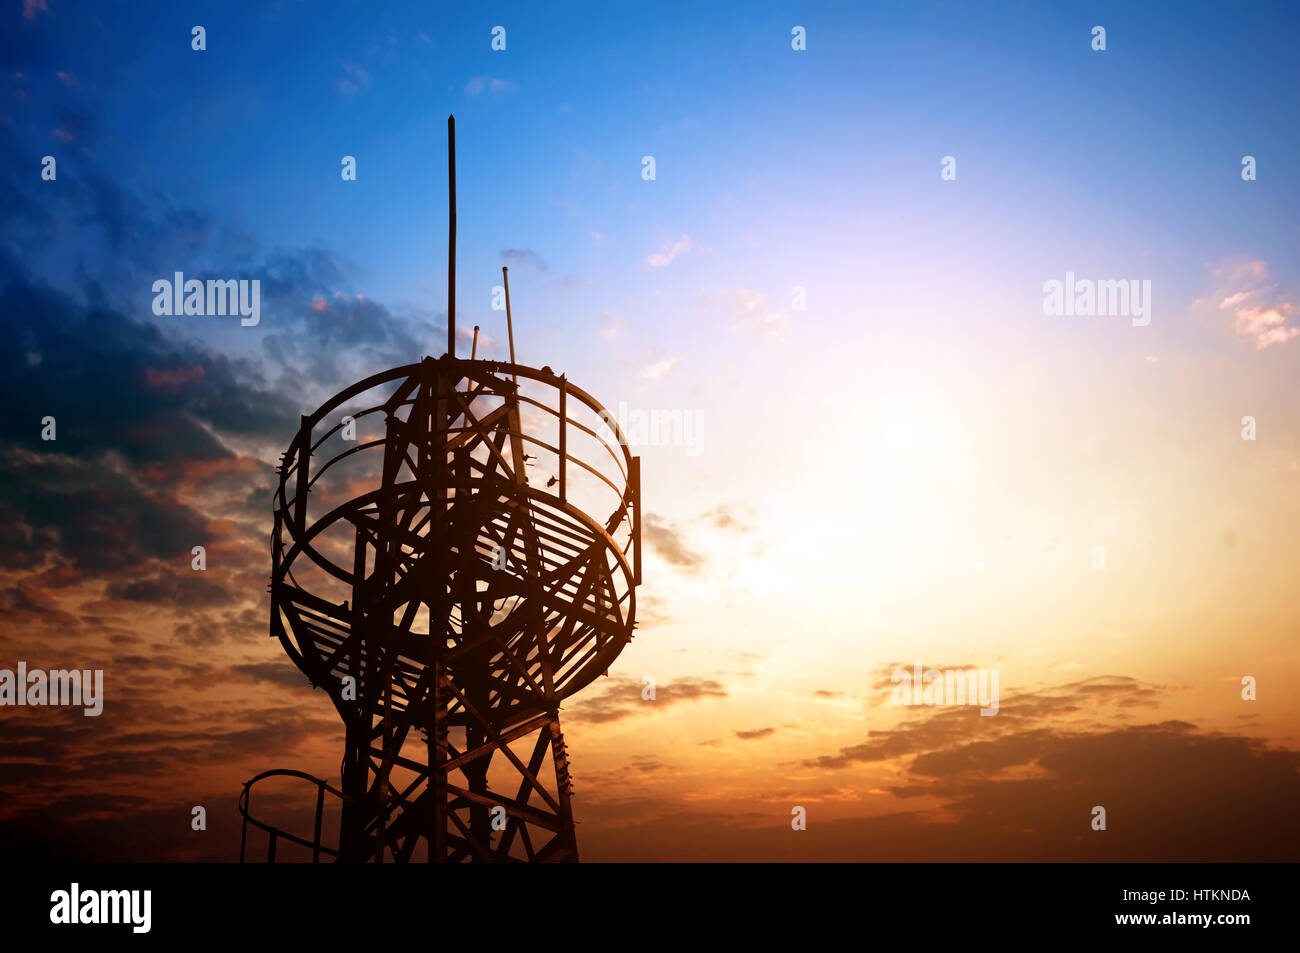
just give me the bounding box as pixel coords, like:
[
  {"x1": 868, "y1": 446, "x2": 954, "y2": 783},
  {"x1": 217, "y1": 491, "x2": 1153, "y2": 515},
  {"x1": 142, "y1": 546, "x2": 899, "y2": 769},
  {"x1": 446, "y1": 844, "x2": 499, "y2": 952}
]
[
  {"x1": 239, "y1": 788, "x2": 249, "y2": 862},
  {"x1": 371, "y1": 412, "x2": 407, "y2": 864},
  {"x1": 631, "y1": 456, "x2": 641, "y2": 585},
  {"x1": 339, "y1": 523, "x2": 370, "y2": 862},
  {"x1": 294, "y1": 415, "x2": 311, "y2": 534},
  {"x1": 431, "y1": 671, "x2": 448, "y2": 861},
  {"x1": 423, "y1": 356, "x2": 450, "y2": 862},
  {"x1": 547, "y1": 717, "x2": 579, "y2": 862},
  {"x1": 558, "y1": 377, "x2": 567, "y2": 503},
  {"x1": 454, "y1": 443, "x2": 492, "y2": 858},
  {"x1": 312, "y1": 781, "x2": 325, "y2": 863}
]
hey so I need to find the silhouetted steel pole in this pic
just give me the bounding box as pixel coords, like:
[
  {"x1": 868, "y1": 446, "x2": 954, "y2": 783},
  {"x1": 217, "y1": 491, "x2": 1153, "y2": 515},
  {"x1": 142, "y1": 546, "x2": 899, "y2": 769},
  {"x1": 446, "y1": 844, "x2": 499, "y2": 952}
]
[
  {"x1": 503, "y1": 266, "x2": 517, "y2": 384},
  {"x1": 447, "y1": 114, "x2": 456, "y2": 357}
]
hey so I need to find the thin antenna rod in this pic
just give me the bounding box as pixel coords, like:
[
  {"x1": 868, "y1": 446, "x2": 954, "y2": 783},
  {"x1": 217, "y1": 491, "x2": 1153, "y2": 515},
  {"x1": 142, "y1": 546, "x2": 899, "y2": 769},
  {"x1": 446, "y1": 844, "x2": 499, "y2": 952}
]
[
  {"x1": 447, "y1": 115, "x2": 457, "y2": 358},
  {"x1": 471, "y1": 325, "x2": 479, "y2": 359},
  {"x1": 502, "y1": 265, "x2": 518, "y2": 384}
]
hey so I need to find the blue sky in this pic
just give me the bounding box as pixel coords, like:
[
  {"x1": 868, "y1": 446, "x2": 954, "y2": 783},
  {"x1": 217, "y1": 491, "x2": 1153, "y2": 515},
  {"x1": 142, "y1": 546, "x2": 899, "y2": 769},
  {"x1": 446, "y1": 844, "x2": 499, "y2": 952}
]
[{"x1": 11, "y1": 1, "x2": 1298, "y2": 363}]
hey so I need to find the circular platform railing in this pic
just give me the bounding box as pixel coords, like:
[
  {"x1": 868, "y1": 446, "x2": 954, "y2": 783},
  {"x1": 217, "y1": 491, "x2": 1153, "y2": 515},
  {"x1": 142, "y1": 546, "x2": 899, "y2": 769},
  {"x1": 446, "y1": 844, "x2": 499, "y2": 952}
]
[
  {"x1": 269, "y1": 355, "x2": 642, "y2": 730},
  {"x1": 238, "y1": 768, "x2": 347, "y2": 863}
]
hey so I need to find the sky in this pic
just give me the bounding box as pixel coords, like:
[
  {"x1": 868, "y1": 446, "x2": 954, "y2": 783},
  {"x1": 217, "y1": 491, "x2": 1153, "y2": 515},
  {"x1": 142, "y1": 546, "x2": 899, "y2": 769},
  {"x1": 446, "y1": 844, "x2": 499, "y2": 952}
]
[{"x1": 2, "y1": 0, "x2": 1299, "y2": 861}]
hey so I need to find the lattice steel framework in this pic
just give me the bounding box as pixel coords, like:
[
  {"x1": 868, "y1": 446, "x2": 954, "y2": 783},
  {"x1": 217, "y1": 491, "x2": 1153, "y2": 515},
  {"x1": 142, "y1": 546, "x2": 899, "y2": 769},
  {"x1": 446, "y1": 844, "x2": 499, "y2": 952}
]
[{"x1": 243, "y1": 356, "x2": 640, "y2": 862}]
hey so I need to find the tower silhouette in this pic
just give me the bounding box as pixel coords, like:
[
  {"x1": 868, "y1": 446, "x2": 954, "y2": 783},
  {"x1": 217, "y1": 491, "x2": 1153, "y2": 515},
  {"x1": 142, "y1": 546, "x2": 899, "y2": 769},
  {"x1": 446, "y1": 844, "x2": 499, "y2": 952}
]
[{"x1": 239, "y1": 117, "x2": 642, "y2": 862}]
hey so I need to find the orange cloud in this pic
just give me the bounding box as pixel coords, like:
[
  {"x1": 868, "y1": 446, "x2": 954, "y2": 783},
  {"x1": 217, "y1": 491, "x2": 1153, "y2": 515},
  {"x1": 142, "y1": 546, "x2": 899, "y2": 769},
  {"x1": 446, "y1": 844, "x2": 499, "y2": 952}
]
[
  {"x1": 144, "y1": 364, "x2": 207, "y2": 389},
  {"x1": 1208, "y1": 258, "x2": 1300, "y2": 350}
]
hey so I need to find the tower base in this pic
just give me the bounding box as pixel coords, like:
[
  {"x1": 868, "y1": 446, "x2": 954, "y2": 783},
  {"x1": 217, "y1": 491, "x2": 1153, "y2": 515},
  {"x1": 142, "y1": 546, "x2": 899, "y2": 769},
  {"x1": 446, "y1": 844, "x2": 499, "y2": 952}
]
[{"x1": 240, "y1": 708, "x2": 578, "y2": 863}]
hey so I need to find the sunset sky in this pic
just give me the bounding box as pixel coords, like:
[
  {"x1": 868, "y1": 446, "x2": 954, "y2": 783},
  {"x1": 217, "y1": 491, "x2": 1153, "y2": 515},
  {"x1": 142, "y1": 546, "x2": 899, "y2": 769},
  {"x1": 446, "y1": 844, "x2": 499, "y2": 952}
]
[{"x1": 2, "y1": 0, "x2": 1299, "y2": 861}]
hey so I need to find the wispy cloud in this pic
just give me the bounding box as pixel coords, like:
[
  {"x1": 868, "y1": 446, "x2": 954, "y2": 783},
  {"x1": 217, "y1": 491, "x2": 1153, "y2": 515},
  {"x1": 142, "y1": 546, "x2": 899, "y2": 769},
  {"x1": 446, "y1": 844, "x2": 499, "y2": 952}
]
[
  {"x1": 645, "y1": 234, "x2": 692, "y2": 269},
  {"x1": 639, "y1": 356, "x2": 678, "y2": 380},
  {"x1": 731, "y1": 287, "x2": 784, "y2": 336},
  {"x1": 568, "y1": 675, "x2": 728, "y2": 724},
  {"x1": 464, "y1": 76, "x2": 518, "y2": 96},
  {"x1": 703, "y1": 504, "x2": 755, "y2": 533},
  {"x1": 500, "y1": 248, "x2": 548, "y2": 273},
  {"x1": 336, "y1": 60, "x2": 372, "y2": 98},
  {"x1": 598, "y1": 311, "x2": 627, "y2": 340},
  {"x1": 642, "y1": 513, "x2": 703, "y2": 570}
]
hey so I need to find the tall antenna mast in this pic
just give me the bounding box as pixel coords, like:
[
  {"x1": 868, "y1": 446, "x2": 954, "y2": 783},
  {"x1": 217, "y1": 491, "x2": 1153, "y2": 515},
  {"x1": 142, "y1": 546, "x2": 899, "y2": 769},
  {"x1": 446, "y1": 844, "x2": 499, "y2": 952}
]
[
  {"x1": 502, "y1": 266, "x2": 518, "y2": 384},
  {"x1": 447, "y1": 114, "x2": 457, "y2": 357}
]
